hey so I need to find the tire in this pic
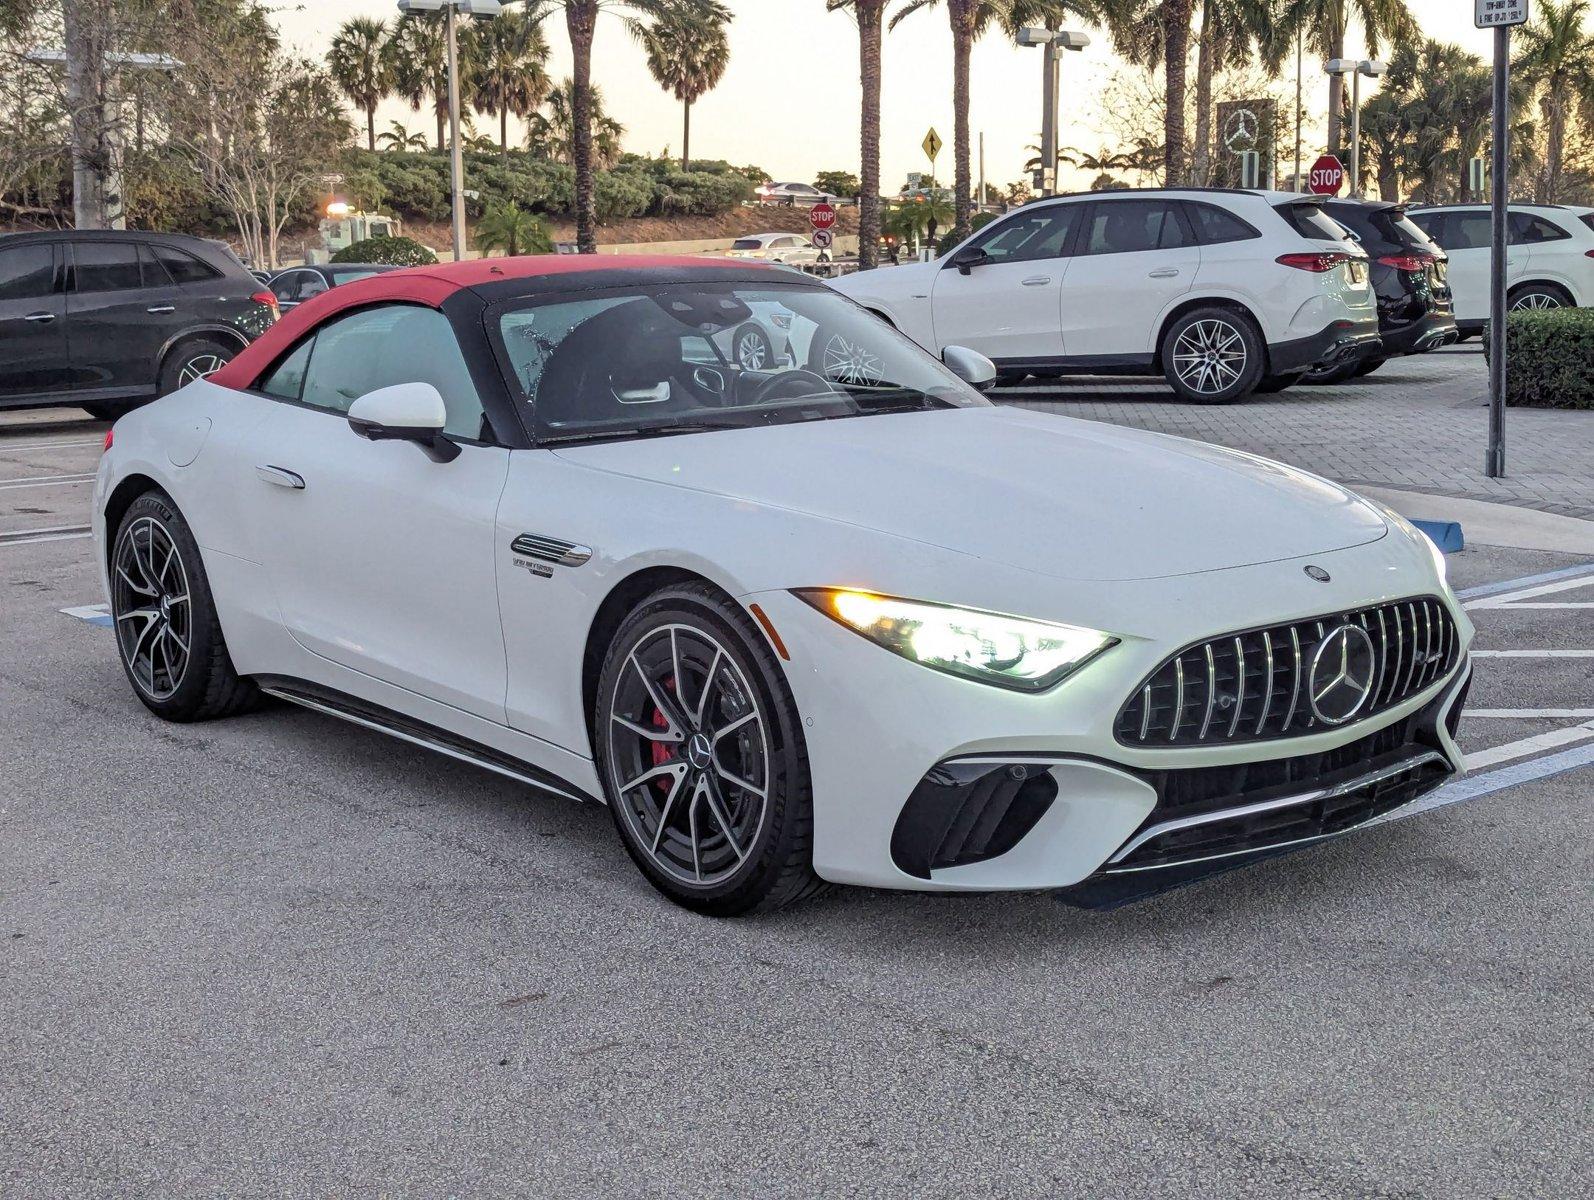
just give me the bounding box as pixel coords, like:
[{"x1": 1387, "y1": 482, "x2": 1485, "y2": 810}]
[
  {"x1": 1508, "y1": 283, "x2": 1572, "y2": 312},
  {"x1": 157, "y1": 337, "x2": 236, "y2": 396},
  {"x1": 1161, "y1": 307, "x2": 1266, "y2": 403},
  {"x1": 731, "y1": 322, "x2": 774, "y2": 371},
  {"x1": 806, "y1": 326, "x2": 886, "y2": 387},
  {"x1": 82, "y1": 401, "x2": 138, "y2": 421},
  {"x1": 110, "y1": 490, "x2": 260, "y2": 722},
  {"x1": 1353, "y1": 356, "x2": 1387, "y2": 378},
  {"x1": 594, "y1": 581, "x2": 824, "y2": 916},
  {"x1": 1302, "y1": 358, "x2": 1360, "y2": 385},
  {"x1": 1253, "y1": 372, "x2": 1302, "y2": 394}
]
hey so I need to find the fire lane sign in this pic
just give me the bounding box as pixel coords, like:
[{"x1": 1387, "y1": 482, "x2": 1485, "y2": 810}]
[{"x1": 1476, "y1": 0, "x2": 1528, "y2": 27}]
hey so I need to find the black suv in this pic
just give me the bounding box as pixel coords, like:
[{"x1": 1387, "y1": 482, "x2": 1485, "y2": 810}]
[
  {"x1": 0, "y1": 230, "x2": 278, "y2": 419},
  {"x1": 1310, "y1": 200, "x2": 1457, "y2": 384}
]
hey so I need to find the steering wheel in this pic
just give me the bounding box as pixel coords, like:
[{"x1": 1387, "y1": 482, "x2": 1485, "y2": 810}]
[{"x1": 748, "y1": 369, "x2": 836, "y2": 405}]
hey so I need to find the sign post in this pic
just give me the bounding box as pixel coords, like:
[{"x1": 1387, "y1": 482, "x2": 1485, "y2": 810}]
[
  {"x1": 1307, "y1": 153, "x2": 1344, "y2": 196},
  {"x1": 1478, "y1": 0, "x2": 1528, "y2": 478}
]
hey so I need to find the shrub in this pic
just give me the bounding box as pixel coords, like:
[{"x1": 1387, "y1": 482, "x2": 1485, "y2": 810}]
[
  {"x1": 1503, "y1": 308, "x2": 1594, "y2": 410},
  {"x1": 332, "y1": 235, "x2": 437, "y2": 266}
]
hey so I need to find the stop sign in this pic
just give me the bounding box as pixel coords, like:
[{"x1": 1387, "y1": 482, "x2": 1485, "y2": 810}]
[
  {"x1": 1308, "y1": 154, "x2": 1345, "y2": 196},
  {"x1": 809, "y1": 202, "x2": 837, "y2": 231}
]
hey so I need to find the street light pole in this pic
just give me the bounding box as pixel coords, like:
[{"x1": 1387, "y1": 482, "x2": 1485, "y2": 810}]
[
  {"x1": 1017, "y1": 28, "x2": 1088, "y2": 198},
  {"x1": 1487, "y1": 24, "x2": 1511, "y2": 478},
  {"x1": 1294, "y1": 26, "x2": 1303, "y2": 190},
  {"x1": 1349, "y1": 68, "x2": 1361, "y2": 197},
  {"x1": 445, "y1": 3, "x2": 466, "y2": 261}
]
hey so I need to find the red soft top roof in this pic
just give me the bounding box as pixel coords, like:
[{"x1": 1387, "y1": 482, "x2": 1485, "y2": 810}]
[{"x1": 209, "y1": 253, "x2": 776, "y2": 391}]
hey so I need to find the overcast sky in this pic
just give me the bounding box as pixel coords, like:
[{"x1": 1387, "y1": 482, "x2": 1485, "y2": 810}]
[{"x1": 275, "y1": 0, "x2": 1491, "y2": 189}]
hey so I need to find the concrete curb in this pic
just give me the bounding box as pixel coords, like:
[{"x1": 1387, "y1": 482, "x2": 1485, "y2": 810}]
[{"x1": 1356, "y1": 485, "x2": 1594, "y2": 555}]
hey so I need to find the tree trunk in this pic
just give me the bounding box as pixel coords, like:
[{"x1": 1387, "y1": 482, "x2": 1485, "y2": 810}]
[
  {"x1": 568, "y1": 2, "x2": 599, "y2": 254},
  {"x1": 64, "y1": 0, "x2": 109, "y2": 228},
  {"x1": 949, "y1": 2, "x2": 974, "y2": 244},
  {"x1": 368, "y1": 108, "x2": 377, "y2": 153},
  {"x1": 857, "y1": 1, "x2": 882, "y2": 270},
  {"x1": 502, "y1": 107, "x2": 509, "y2": 152},
  {"x1": 1544, "y1": 97, "x2": 1565, "y2": 204},
  {"x1": 436, "y1": 103, "x2": 446, "y2": 153},
  {"x1": 1162, "y1": 0, "x2": 1192, "y2": 185},
  {"x1": 1192, "y1": 1, "x2": 1214, "y2": 186},
  {"x1": 1326, "y1": 24, "x2": 1345, "y2": 155},
  {"x1": 682, "y1": 99, "x2": 691, "y2": 169}
]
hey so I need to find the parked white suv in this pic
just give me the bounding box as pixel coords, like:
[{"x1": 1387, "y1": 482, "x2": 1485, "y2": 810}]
[
  {"x1": 829, "y1": 189, "x2": 1380, "y2": 403},
  {"x1": 1406, "y1": 203, "x2": 1594, "y2": 332},
  {"x1": 725, "y1": 232, "x2": 829, "y2": 266}
]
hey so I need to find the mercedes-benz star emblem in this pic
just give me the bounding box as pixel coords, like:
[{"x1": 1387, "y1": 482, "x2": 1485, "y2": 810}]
[
  {"x1": 1309, "y1": 624, "x2": 1376, "y2": 725},
  {"x1": 1304, "y1": 565, "x2": 1331, "y2": 583},
  {"x1": 1224, "y1": 108, "x2": 1259, "y2": 152}
]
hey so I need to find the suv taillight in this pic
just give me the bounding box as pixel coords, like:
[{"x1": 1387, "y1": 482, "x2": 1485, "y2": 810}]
[
  {"x1": 1276, "y1": 252, "x2": 1351, "y2": 272},
  {"x1": 1377, "y1": 253, "x2": 1436, "y2": 272},
  {"x1": 250, "y1": 289, "x2": 279, "y2": 315}
]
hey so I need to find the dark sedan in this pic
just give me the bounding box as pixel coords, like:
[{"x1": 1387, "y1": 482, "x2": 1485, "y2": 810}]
[
  {"x1": 267, "y1": 263, "x2": 401, "y2": 311},
  {"x1": 1309, "y1": 200, "x2": 1458, "y2": 383}
]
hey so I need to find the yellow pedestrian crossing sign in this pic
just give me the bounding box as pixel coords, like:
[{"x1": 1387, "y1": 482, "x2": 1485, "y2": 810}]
[{"x1": 922, "y1": 127, "x2": 942, "y2": 164}]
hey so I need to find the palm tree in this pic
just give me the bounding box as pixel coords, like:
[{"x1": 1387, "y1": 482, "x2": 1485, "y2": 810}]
[
  {"x1": 328, "y1": 17, "x2": 390, "y2": 152},
  {"x1": 1276, "y1": 0, "x2": 1416, "y2": 159},
  {"x1": 826, "y1": 2, "x2": 891, "y2": 270},
  {"x1": 530, "y1": 81, "x2": 626, "y2": 168},
  {"x1": 475, "y1": 203, "x2": 555, "y2": 256},
  {"x1": 1513, "y1": 0, "x2": 1594, "y2": 203},
  {"x1": 383, "y1": 13, "x2": 451, "y2": 150},
  {"x1": 377, "y1": 120, "x2": 432, "y2": 152},
  {"x1": 523, "y1": 1, "x2": 666, "y2": 254},
  {"x1": 637, "y1": 0, "x2": 732, "y2": 168},
  {"x1": 472, "y1": 11, "x2": 551, "y2": 151},
  {"x1": 891, "y1": 1, "x2": 1092, "y2": 243},
  {"x1": 1189, "y1": 0, "x2": 1277, "y2": 184}
]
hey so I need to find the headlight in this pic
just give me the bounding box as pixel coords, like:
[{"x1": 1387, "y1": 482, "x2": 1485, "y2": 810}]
[
  {"x1": 795, "y1": 589, "x2": 1116, "y2": 692},
  {"x1": 1370, "y1": 499, "x2": 1447, "y2": 583}
]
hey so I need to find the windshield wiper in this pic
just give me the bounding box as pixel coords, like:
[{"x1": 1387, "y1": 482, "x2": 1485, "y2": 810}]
[{"x1": 542, "y1": 419, "x2": 750, "y2": 446}]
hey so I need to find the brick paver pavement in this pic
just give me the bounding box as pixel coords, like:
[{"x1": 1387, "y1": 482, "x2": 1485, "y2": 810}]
[{"x1": 995, "y1": 345, "x2": 1594, "y2": 519}]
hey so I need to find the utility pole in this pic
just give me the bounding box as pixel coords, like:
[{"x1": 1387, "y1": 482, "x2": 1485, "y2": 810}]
[
  {"x1": 1294, "y1": 26, "x2": 1303, "y2": 190},
  {"x1": 63, "y1": 0, "x2": 109, "y2": 228},
  {"x1": 445, "y1": 3, "x2": 466, "y2": 260},
  {"x1": 978, "y1": 131, "x2": 985, "y2": 211}
]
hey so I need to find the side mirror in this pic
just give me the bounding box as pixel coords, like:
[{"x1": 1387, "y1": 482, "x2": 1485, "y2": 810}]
[
  {"x1": 949, "y1": 246, "x2": 990, "y2": 275},
  {"x1": 347, "y1": 382, "x2": 460, "y2": 463},
  {"x1": 942, "y1": 345, "x2": 998, "y2": 391}
]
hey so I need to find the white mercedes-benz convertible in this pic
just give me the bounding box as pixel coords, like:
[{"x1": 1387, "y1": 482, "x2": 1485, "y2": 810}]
[{"x1": 93, "y1": 256, "x2": 1473, "y2": 915}]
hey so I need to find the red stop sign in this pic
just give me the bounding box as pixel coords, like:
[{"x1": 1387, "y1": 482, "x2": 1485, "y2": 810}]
[
  {"x1": 809, "y1": 202, "x2": 837, "y2": 231},
  {"x1": 1308, "y1": 154, "x2": 1345, "y2": 196}
]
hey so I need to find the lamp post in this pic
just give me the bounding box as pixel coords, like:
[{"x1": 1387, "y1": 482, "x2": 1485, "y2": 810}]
[
  {"x1": 397, "y1": 0, "x2": 501, "y2": 261},
  {"x1": 1325, "y1": 58, "x2": 1384, "y2": 198},
  {"x1": 1016, "y1": 27, "x2": 1090, "y2": 197}
]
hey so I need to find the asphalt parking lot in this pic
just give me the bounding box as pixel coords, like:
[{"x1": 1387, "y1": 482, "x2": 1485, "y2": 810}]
[{"x1": 3, "y1": 378, "x2": 1592, "y2": 1197}]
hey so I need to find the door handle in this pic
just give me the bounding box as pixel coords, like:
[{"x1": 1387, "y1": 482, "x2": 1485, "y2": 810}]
[
  {"x1": 1148, "y1": 268, "x2": 1180, "y2": 278},
  {"x1": 146, "y1": 305, "x2": 176, "y2": 315},
  {"x1": 1021, "y1": 276, "x2": 1051, "y2": 286},
  {"x1": 23, "y1": 311, "x2": 55, "y2": 323},
  {"x1": 255, "y1": 464, "x2": 305, "y2": 490}
]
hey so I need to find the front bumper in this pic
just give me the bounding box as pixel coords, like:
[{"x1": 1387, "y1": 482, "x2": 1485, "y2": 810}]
[
  {"x1": 1271, "y1": 320, "x2": 1384, "y2": 375},
  {"x1": 747, "y1": 539, "x2": 1473, "y2": 892}
]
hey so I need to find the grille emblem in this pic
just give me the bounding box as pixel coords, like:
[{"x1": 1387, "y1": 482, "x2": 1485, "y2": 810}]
[
  {"x1": 1309, "y1": 624, "x2": 1377, "y2": 725},
  {"x1": 1304, "y1": 565, "x2": 1331, "y2": 583}
]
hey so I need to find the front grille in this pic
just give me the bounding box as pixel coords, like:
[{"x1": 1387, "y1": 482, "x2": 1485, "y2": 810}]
[{"x1": 1115, "y1": 596, "x2": 1459, "y2": 747}]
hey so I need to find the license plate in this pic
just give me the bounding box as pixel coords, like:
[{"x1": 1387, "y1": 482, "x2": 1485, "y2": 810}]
[
  {"x1": 1346, "y1": 259, "x2": 1368, "y2": 285},
  {"x1": 1432, "y1": 259, "x2": 1449, "y2": 284}
]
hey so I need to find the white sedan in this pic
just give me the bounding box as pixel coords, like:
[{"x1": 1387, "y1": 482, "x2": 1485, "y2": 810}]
[{"x1": 93, "y1": 256, "x2": 1473, "y2": 915}]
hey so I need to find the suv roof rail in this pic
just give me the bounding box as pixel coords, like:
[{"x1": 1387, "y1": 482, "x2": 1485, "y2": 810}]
[{"x1": 1021, "y1": 186, "x2": 1268, "y2": 206}]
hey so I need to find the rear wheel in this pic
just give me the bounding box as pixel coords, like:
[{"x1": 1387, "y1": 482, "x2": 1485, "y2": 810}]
[
  {"x1": 1353, "y1": 356, "x2": 1387, "y2": 377},
  {"x1": 1508, "y1": 283, "x2": 1572, "y2": 312},
  {"x1": 157, "y1": 337, "x2": 236, "y2": 396},
  {"x1": 1253, "y1": 372, "x2": 1302, "y2": 394},
  {"x1": 1161, "y1": 307, "x2": 1265, "y2": 403},
  {"x1": 731, "y1": 322, "x2": 773, "y2": 371},
  {"x1": 1302, "y1": 358, "x2": 1360, "y2": 385},
  {"x1": 595, "y1": 582, "x2": 823, "y2": 916},
  {"x1": 110, "y1": 491, "x2": 259, "y2": 722}
]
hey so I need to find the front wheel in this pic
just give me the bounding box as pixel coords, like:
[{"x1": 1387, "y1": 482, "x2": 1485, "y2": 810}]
[
  {"x1": 595, "y1": 582, "x2": 823, "y2": 916},
  {"x1": 110, "y1": 491, "x2": 260, "y2": 722},
  {"x1": 731, "y1": 322, "x2": 774, "y2": 371},
  {"x1": 1161, "y1": 308, "x2": 1265, "y2": 403}
]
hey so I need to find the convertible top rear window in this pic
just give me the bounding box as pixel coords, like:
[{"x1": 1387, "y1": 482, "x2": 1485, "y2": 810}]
[{"x1": 491, "y1": 282, "x2": 989, "y2": 444}]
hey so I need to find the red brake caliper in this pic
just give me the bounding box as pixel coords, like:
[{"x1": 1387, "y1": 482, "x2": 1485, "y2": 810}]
[{"x1": 649, "y1": 677, "x2": 677, "y2": 775}]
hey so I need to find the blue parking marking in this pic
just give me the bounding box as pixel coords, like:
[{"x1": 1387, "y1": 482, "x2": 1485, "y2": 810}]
[
  {"x1": 60, "y1": 604, "x2": 112, "y2": 628},
  {"x1": 1412, "y1": 519, "x2": 1464, "y2": 553}
]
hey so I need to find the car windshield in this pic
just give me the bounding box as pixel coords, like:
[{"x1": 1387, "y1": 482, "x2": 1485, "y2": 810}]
[
  {"x1": 730, "y1": 239, "x2": 763, "y2": 250},
  {"x1": 494, "y1": 282, "x2": 991, "y2": 443}
]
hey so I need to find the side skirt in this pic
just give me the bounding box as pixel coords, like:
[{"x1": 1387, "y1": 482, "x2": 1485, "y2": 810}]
[{"x1": 255, "y1": 674, "x2": 598, "y2": 805}]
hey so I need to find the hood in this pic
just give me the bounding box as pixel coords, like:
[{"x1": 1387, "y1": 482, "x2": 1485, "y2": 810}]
[{"x1": 553, "y1": 407, "x2": 1388, "y2": 582}]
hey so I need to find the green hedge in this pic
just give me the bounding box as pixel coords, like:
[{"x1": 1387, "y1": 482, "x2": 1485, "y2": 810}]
[
  {"x1": 331, "y1": 235, "x2": 437, "y2": 266},
  {"x1": 1504, "y1": 309, "x2": 1594, "y2": 410}
]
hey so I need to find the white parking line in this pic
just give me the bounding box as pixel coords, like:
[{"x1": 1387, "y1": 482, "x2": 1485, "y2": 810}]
[
  {"x1": 1456, "y1": 562, "x2": 1594, "y2": 600},
  {"x1": 0, "y1": 472, "x2": 96, "y2": 490},
  {"x1": 0, "y1": 438, "x2": 102, "y2": 453},
  {"x1": 59, "y1": 603, "x2": 112, "y2": 628},
  {"x1": 1379, "y1": 740, "x2": 1594, "y2": 824},
  {"x1": 1465, "y1": 721, "x2": 1594, "y2": 770},
  {"x1": 1470, "y1": 649, "x2": 1594, "y2": 658},
  {"x1": 0, "y1": 525, "x2": 92, "y2": 547},
  {"x1": 1465, "y1": 573, "x2": 1594, "y2": 610},
  {"x1": 1465, "y1": 708, "x2": 1594, "y2": 719}
]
